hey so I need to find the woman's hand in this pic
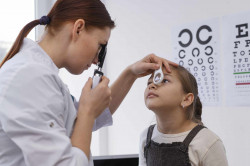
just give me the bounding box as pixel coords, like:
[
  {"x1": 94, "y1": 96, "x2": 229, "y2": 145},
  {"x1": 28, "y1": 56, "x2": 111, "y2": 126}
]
[
  {"x1": 128, "y1": 53, "x2": 178, "y2": 78},
  {"x1": 72, "y1": 77, "x2": 111, "y2": 159},
  {"x1": 78, "y1": 76, "x2": 111, "y2": 119}
]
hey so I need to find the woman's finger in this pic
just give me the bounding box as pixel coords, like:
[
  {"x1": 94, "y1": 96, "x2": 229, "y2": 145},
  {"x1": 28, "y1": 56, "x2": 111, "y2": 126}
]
[
  {"x1": 100, "y1": 76, "x2": 110, "y2": 86},
  {"x1": 148, "y1": 54, "x2": 162, "y2": 65},
  {"x1": 148, "y1": 54, "x2": 179, "y2": 73},
  {"x1": 83, "y1": 77, "x2": 92, "y2": 91},
  {"x1": 162, "y1": 59, "x2": 171, "y2": 73},
  {"x1": 142, "y1": 63, "x2": 159, "y2": 72},
  {"x1": 163, "y1": 59, "x2": 179, "y2": 73},
  {"x1": 167, "y1": 60, "x2": 178, "y2": 67}
]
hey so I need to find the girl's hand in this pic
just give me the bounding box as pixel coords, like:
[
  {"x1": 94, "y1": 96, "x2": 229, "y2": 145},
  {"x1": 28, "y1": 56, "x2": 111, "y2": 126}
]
[
  {"x1": 129, "y1": 53, "x2": 178, "y2": 78},
  {"x1": 78, "y1": 76, "x2": 111, "y2": 119}
]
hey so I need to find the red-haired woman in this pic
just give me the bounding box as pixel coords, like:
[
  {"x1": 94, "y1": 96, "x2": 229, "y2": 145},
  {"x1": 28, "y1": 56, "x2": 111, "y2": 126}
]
[{"x1": 0, "y1": 0, "x2": 176, "y2": 165}]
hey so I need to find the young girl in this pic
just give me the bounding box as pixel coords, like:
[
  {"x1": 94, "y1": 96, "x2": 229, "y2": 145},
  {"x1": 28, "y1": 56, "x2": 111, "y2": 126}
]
[
  {"x1": 0, "y1": 0, "x2": 176, "y2": 165},
  {"x1": 139, "y1": 65, "x2": 228, "y2": 166}
]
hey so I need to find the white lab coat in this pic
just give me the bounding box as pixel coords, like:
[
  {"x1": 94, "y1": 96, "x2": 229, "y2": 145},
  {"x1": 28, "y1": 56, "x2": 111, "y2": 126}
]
[{"x1": 0, "y1": 38, "x2": 112, "y2": 166}]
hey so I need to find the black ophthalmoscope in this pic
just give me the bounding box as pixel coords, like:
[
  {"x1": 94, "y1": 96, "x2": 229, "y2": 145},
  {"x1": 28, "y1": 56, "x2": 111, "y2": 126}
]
[{"x1": 92, "y1": 44, "x2": 107, "y2": 89}]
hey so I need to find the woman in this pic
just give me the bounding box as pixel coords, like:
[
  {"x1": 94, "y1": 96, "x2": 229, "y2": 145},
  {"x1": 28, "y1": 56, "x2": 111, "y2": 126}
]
[{"x1": 0, "y1": 0, "x2": 176, "y2": 165}]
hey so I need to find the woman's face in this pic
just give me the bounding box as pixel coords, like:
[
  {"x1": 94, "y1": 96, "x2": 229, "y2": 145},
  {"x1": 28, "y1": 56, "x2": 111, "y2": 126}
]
[
  {"x1": 144, "y1": 67, "x2": 185, "y2": 112},
  {"x1": 65, "y1": 26, "x2": 111, "y2": 74}
]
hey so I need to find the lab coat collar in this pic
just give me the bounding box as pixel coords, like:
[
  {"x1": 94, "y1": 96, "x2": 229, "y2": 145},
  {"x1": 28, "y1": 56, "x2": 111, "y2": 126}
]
[{"x1": 20, "y1": 38, "x2": 59, "y2": 73}]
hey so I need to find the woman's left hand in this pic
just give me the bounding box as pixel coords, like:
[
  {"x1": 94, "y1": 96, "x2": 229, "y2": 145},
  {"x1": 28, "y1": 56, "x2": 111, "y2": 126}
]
[{"x1": 128, "y1": 53, "x2": 178, "y2": 78}]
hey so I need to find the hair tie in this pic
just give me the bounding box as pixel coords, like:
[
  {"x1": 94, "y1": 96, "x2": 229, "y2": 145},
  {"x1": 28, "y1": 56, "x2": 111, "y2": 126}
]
[{"x1": 39, "y1": 16, "x2": 50, "y2": 25}]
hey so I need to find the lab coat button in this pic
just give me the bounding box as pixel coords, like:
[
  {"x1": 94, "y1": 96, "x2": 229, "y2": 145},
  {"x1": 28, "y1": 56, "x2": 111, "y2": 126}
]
[{"x1": 49, "y1": 122, "x2": 54, "y2": 128}]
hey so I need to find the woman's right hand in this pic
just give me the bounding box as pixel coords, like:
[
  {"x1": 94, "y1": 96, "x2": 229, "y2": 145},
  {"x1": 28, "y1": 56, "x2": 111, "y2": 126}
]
[{"x1": 78, "y1": 76, "x2": 111, "y2": 119}]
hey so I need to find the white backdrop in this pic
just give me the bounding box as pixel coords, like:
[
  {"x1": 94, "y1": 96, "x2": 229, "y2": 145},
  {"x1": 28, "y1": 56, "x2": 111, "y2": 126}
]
[{"x1": 46, "y1": 1, "x2": 250, "y2": 166}]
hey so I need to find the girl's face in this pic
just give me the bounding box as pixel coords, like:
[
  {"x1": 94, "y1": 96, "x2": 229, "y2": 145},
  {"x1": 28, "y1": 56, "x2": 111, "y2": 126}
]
[
  {"x1": 65, "y1": 26, "x2": 111, "y2": 74},
  {"x1": 144, "y1": 67, "x2": 185, "y2": 112}
]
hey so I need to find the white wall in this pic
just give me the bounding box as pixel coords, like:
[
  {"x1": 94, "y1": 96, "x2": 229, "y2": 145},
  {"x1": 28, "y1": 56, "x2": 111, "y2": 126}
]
[
  {"x1": 101, "y1": 1, "x2": 250, "y2": 166},
  {"x1": 35, "y1": 0, "x2": 56, "y2": 40}
]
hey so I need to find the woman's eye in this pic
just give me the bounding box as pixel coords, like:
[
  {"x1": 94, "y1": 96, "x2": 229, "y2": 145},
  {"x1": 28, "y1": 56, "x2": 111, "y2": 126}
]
[
  {"x1": 97, "y1": 45, "x2": 102, "y2": 54},
  {"x1": 98, "y1": 45, "x2": 102, "y2": 50},
  {"x1": 99, "y1": 44, "x2": 105, "y2": 48}
]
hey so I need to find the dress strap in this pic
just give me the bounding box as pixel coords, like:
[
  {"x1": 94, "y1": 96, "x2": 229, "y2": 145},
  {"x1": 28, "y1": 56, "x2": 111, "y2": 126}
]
[
  {"x1": 144, "y1": 124, "x2": 156, "y2": 158},
  {"x1": 183, "y1": 125, "x2": 206, "y2": 148}
]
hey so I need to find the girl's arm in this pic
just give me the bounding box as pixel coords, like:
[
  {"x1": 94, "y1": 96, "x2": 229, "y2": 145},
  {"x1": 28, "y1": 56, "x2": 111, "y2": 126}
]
[{"x1": 201, "y1": 139, "x2": 228, "y2": 166}]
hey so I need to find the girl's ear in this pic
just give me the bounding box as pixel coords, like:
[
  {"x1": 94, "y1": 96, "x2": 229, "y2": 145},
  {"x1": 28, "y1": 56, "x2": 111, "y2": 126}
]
[
  {"x1": 181, "y1": 93, "x2": 194, "y2": 108},
  {"x1": 72, "y1": 19, "x2": 86, "y2": 41}
]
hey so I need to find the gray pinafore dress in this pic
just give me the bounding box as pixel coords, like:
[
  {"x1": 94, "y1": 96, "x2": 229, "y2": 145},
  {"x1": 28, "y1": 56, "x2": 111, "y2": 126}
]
[{"x1": 144, "y1": 125, "x2": 205, "y2": 166}]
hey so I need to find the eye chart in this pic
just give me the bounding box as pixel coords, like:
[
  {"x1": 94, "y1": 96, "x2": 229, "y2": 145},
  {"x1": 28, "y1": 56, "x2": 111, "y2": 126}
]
[
  {"x1": 171, "y1": 19, "x2": 221, "y2": 106},
  {"x1": 222, "y1": 12, "x2": 250, "y2": 106}
]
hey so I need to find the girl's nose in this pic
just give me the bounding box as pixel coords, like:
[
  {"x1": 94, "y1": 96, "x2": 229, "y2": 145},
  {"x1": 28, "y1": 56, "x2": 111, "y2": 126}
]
[{"x1": 148, "y1": 83, "x2": 157, "y2": 90}]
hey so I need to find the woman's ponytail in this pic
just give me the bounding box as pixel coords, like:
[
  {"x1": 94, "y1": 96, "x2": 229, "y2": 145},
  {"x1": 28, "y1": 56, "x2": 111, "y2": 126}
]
[{"x1": 0, "y1": 20, "x2": 40, "y2": 68}]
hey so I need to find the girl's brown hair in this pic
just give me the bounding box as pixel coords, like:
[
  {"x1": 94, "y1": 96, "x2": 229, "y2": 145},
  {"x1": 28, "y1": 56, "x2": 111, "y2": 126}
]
[
  {"x1": 174, "y1": 65, "x2": 203, "y2": 124},
  {"x1": 0, "y1": 0, "x2": 115, "y2": 68}
]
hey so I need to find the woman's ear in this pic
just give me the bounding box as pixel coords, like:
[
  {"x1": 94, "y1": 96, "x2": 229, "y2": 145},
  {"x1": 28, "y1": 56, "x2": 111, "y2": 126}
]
[
  {"x1": 181, "y1": 93, "x2": 194, "y2": 108},
  {"x1": 72, "y1": 19, "x2": 86, "y2": 41}
]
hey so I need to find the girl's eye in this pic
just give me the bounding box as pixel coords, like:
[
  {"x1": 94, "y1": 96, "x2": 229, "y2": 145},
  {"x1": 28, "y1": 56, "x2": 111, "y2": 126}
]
[
  {"x1": 162, "y1": 79, "x2": 169, "y2": 83},
  {"x1": 147, "y1": 81, "x2": 152, "y2": 86}
]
